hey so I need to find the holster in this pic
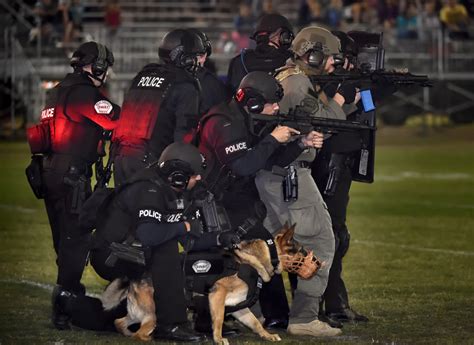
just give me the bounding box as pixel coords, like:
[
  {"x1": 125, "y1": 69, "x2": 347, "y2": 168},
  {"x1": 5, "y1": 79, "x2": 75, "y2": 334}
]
[
  {"x1": 194, "y1": 192, "x2": 231, "y2": 233},
  {"x1": 324, "y1": 153, "x2": 355, "y2": 196},
  {"x1": 63, "y1": 167, "x2": 89, "y2": 214},
  {"x1": 283, "y1": 165, "x2": 298, "y2": 202},
  {"x1": 25, "y1": 155, "x2": 45, "y2": 199}
]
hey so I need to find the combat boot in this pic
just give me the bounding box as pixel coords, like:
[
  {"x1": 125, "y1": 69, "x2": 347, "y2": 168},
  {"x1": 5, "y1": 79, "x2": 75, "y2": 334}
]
[
  {"x1": 51, "y1": 285, "x2": 75, "y2": 330},
  {"x1": 287, "y1": 319, "x2": 342, "y2": 337}
]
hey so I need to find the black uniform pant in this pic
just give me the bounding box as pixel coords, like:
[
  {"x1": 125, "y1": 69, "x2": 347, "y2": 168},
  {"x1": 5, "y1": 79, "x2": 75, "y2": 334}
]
[
  {"x1": 312, "y1": 153, "x2": 353, "y2": 314},
  {"x1": 42, "y1": 158, "x2": 92, "y2": 294},
  {"x1": 90, "y1": 239, "x2": 188, "y2": 326},
  {"x1": 224, "y1": 194, "x2": 290, "y2": 322}
]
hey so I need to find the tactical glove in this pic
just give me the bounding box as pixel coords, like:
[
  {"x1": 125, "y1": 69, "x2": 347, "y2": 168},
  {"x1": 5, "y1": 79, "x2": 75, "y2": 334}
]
[
  {"x1": 187, "y1": 219, "x2": 204, "y2": 239},
  {"x1": 217, "y1": 231, "x2": 241, "y2": 248},
  {"x1": 322, "y1": 82, "x2": 339, "y2": 98},
  {"x1": 337, "y1": 82, "x2": 357, "y2": 104}
]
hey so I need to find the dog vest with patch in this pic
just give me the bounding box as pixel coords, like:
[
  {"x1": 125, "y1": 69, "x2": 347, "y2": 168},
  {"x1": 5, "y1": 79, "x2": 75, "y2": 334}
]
[{"x1": 182, "y1": 249, "x2": 263, "y2": 313}]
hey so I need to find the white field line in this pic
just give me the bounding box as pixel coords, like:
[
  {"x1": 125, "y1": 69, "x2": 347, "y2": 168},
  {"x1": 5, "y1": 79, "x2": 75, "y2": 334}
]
[
  {"x1": 376, "y1": 171, "x2": 473, "y2": 182},
  {"x1": 353, "y1": 239, "x2": 474, "y2": 256},
  {"x1": 0, "y1": 204, "x2": 36, "y2": 213},
  {"x1": 0, "y1": 278, "x2": 101, "y2": 298}
]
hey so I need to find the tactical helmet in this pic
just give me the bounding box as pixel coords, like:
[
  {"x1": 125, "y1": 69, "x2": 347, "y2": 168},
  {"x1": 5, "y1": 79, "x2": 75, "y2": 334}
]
[
  {"x1": 252, "y1": 14, "x2": 294, "y2": 48},
  {"x1": 158, "y1": 29, "x2": 205, "y2": 68},
  {"x1": 291, "y1": 26, "x2": 341, "y2": 57},
  {"x1": 235, "y1": 71, "x2": 284, "y2": 113},
  {"x1": 253, "y1": 14, "x2": 293, "y2": 36},
  {"x1": 188, "y1": 28, "x2": 212, "y2": 57},
  {"x1": 70, "y1": 41, "x2": 114, "y2": 76},
  {"x1": 157, "y1": 142, "x2": 207, "y2": 188}
]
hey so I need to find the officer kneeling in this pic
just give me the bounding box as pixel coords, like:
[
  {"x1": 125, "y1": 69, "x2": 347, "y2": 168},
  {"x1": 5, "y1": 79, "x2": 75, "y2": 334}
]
[{"x1": 88, "y1": 142, "x2": 238, "y2": 342}]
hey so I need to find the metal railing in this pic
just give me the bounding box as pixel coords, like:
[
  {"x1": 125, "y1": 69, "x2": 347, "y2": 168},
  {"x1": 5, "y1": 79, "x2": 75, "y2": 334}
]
[{"x1": 2, "y1": 27, "x2": 44, "y2": 130}]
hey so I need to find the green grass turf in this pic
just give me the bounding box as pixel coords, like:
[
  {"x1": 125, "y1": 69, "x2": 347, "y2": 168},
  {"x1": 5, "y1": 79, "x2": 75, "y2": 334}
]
[{"x1": 0, "y1": 126, "x2": 473, "y2": 344}]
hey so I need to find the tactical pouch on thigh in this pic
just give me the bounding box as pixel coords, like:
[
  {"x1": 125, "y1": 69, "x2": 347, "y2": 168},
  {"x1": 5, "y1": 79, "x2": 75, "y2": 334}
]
[
  {"x1": 25, "y1": 155, "x2": 45, "y2": 199},
  {"x1": 26, "y1": 122, "x2": 51, "y2": 154}
]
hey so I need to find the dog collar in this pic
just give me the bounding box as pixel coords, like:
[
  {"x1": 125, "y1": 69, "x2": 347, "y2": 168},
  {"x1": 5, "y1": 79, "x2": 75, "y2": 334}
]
[{"x1": 265, "y1": 238, "x2": 279, "y2": 270}]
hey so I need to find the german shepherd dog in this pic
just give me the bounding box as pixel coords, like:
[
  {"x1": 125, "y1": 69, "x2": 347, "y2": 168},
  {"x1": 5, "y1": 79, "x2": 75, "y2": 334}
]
[{"x1": 102, "y1": 224, "x2": 302, "y2": 344}]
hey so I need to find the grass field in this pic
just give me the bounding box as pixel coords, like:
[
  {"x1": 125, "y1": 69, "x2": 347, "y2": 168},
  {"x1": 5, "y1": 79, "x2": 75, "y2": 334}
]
[{"x1": 0, "y1": 126, "x2": 473, "y2": 344}]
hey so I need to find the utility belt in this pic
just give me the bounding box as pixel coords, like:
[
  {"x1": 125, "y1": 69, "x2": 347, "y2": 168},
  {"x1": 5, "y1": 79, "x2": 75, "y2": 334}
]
[{"x1": 42, "y1": 154, "x2": 92, "y2": 177}]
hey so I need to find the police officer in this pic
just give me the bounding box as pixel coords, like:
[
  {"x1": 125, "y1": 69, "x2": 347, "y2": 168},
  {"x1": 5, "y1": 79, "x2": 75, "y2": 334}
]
[
  {"x1": 188, "y1": 28, "x2": 229, "y2": 115},
  {"x1": 312, "y1": 31, "x2": 371, "y2": 324},
  {"x1": 91, "y1": 142, "x2": 228, "y2": 341},
  {"x1": 25, "y1": 41, "x2": 120, "y2": 329},
  {"x1": 112, "y1": 29, "x2": 204, "y2": 186},
  {"x1": 49, "y1": 143, "x2": 239, "y2": 338},
  {"x1": 196, "y1": 71, "x2": 323, "y2": 331},
  {"x1": 226, "y1": 13, "x2": 294, "y2": 94},
  {"x1": 254, "y1": 26, "x2": 361, "y2": 337}
]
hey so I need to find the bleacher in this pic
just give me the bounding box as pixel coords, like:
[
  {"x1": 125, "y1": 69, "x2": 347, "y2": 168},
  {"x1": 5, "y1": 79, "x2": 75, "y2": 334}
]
[{"x1": 1, "y1": 0, "x2": 474, "y2": 129}]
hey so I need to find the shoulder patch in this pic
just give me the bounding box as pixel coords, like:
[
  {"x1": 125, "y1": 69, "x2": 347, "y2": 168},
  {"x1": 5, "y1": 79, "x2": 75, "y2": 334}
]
[
  {"x1": 275, "y1": 65, "x2": 303, "y2": 83},
  {"x1": 94, "y1": 100, "x2": 113, "y2": 114}
]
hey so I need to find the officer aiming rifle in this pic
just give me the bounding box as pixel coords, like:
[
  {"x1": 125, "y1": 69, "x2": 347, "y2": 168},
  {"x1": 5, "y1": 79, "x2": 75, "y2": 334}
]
[{"x1": 250, "y1": 105, "x2": 376, "y2": 136}]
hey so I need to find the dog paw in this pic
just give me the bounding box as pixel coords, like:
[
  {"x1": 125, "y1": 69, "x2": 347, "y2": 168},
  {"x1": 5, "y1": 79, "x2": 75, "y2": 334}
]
[
  {"x1": 132, "y1": 333, "x2": 152, "y2": 342},
  {"x1": 214, "y1": 338, "x2": 230, "y2": 345},
  {"x1": 262, "y1": 333, "x2": 281, "y2": 342}
]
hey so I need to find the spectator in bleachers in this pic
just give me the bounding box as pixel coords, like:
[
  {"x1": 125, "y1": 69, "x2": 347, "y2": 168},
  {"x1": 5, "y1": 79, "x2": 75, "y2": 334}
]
[
  {"x1": 104, "y1": 0, "x2": 121, "y2": 42},
  {"x1": 62, "y1": 0, "x2": 84, "y2": 48},
  {"x1": 298, "y1": 0, "x2": 325, "y2": 28},
  {"x1": 32, "y1": 0, "x2": 61, "y2": 45},
  {"x1": 378, "y1": 0, "x2": 399, "y2": 30},
  {"x1": 418, "y1": 0, "x2": 441, "y2": 41},
  {"x1": 233, "y1": 2, "x2": 257, "y2": 51},
  {"x1": 396, "y1": 2, "x2": 419, "y2": 39},
  {"x1": 326, "y1": 0, "x2": 344, "y2": 28},
  {"x1": 351, "y1": 0, "x2": 379, "y2": 27},
  {"x1": 440, "y1": 0, "x2": 470, "y2": 39}
]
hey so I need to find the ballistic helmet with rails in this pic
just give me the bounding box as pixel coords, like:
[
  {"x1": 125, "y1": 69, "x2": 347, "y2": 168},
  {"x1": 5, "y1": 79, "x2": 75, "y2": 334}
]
[
  {"x1": 291, "y1": 26, "x2": 341, "y2": 74},
  {"x1": 158, "y1": 29, "x2": 205, "y2": 69},
  {"x1": 252, "y1": 14, "x2": 294, "y2": 48},
  {"x1": 157, "y1": 142, "x2": 207, "y2": 189},
  {"x1": 235, "y1": 71, "x2": 284, "y2": 114},
  {"x1": 188, "y1": 28, "x2": 212, "y2": 57},
  {"x1": 70, "y1": 41, "x2": 114, "y2": 77}
]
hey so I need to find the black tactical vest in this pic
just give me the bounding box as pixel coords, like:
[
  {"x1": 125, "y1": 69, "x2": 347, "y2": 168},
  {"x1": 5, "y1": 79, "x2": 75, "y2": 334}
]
[{"x1": 45, "y1": 73, "x2": 104, "y2": 163}]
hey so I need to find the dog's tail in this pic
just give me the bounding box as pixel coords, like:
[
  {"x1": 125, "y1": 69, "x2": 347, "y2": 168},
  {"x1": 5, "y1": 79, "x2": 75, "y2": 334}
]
[{"x1": 101, "y1": 277, "x2": 130, "y2": 311}]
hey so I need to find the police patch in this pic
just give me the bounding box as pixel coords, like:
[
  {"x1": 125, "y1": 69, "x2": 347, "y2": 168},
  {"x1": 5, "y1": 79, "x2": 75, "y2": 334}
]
[
  {"x1": 94, "y1": 100, "x2": 113, "y2": 114},
  {"x1": 192, "y1": 260, "x2": 212, "y2": 273},
  {"x1": 224, "y1": 141, "x2": 247, "y2": 155}
]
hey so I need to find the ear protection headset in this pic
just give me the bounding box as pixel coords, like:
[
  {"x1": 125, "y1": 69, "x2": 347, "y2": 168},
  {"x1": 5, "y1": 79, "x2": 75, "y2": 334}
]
[
  {"x1": 333, "y1": 53, "x2": 345, "y2": 68},
  {"x1": 255, "y1": 29, "x2": 294, "y2": 48},
  {"x1": 159, "y1": 159, "x2": 195, "y2": 189},
  {"x1": 169, "y1": 45, "x2": 197, "y2": 69},
  {"x1": 91, "y1": 43, "x2": 109, "y2": 77},
  {"x1": 305, "y1": 42, "x2": 326, "y2": 68},
  {"x1": 236, "y1": 87, "x2": 266, "y2": 114},
  {"x1": 279, "y1": 29, "x2": 294, "y2": 48}
]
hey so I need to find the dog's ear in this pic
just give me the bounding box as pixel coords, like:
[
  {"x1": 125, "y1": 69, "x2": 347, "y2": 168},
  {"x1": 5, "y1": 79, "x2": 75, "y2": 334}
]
[{"x1": 280, "y1": 222, "x2": 296, "y2": 244}]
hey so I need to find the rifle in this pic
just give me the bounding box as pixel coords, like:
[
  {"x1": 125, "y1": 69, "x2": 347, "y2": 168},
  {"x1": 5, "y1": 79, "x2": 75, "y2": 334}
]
[
  {"x1": 251, "y1": 105, "x2": 376, "y2": 135},
  {"x1": 309, "y1": 69, "x2": 432, "y2": 89},
  {"x1": 105, "y1": 241, "x2": 148, "y2": 267},
  {"x1": 94, "y1": 141, "x2": 115, "y2": 190}
]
